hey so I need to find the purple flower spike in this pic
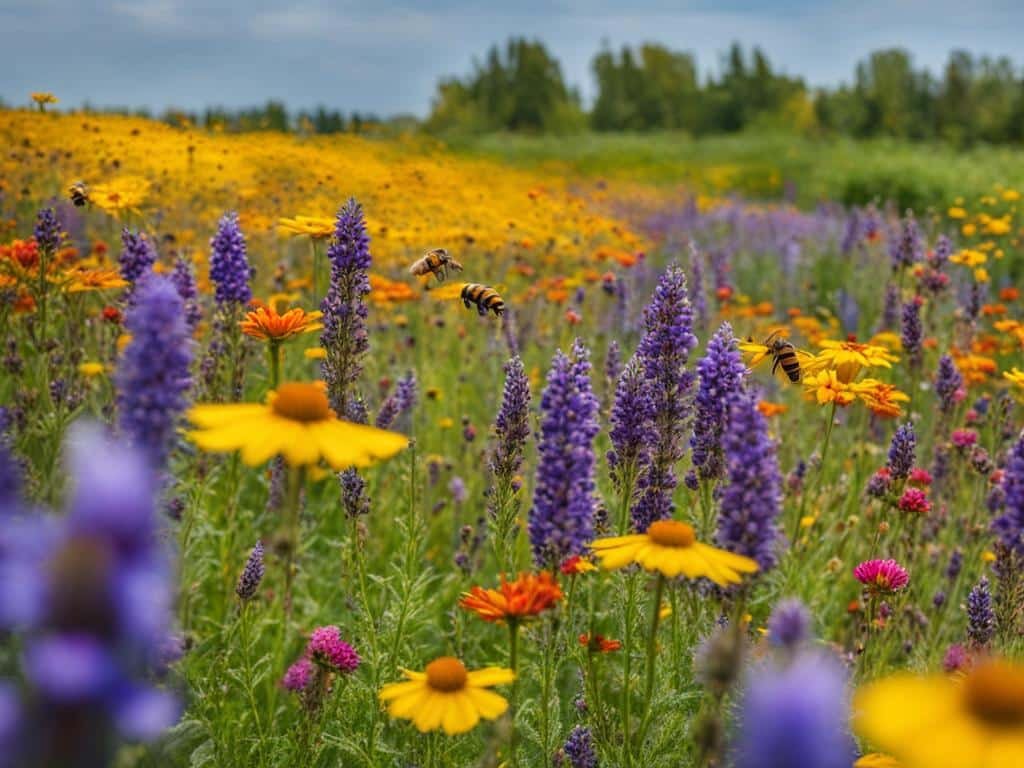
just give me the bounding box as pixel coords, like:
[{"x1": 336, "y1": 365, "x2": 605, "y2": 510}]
[
  {"x1": 992, "y1": 432, "x2": 1024, "y2": 553},
  {"x1": 690, "y1": 322, "x2": 746, "y2": 484},
  {"x1": 209, "y1": 211, "x2": 253, "y2": 306}
]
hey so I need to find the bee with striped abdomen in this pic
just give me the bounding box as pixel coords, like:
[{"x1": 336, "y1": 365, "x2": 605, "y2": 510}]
[
  {"x1": 68, "y1": 180, "x2": 89, "y2": 207},
  {"x1": 461, "y1": 283, "x2": 505, "y2": 317},
  {"x1": 409, "y1": 248, "x2": 463, "y2": 283},
  {"x1": 761, "y1": 331, "x2": 802, "y2": 382}
]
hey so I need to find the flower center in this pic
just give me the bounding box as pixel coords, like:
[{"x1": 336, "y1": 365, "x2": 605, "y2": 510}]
[
  {"x1": 964, "y1": 661, "x2": 1024, "y2": 727},
  {"x1": 271, "y1": 382, "x2": 331, "y2": 423},
  {"x1": 647, "y1": 520, "x2": 696, "y2": 548},
  {"x1": 425, "y1": 656, "x2": 468, "y2": 692}
]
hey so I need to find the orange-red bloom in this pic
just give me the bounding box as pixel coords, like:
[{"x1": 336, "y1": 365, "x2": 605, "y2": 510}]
[
  {"x1": 240, "y1": 305, "x2": 321, "y2": 342},
  {"x1": 459, "y1": 572, "x2": 563, "y2": 623},
  {"x1": 560, "y1": 555, "x2": 597, "y2": 575},
  {"x1": 579, "y1": 633, "x2": 622, "y2": 653}
]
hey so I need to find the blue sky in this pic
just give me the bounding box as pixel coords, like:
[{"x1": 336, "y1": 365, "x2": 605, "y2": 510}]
[{"x1": 2, "y1": 0, "x2": 1022, "y2": 116}]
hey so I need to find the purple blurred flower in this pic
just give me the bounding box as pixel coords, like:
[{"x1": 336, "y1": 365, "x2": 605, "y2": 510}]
[
  {"x1": 170, "y1": 255, "x2": 202, "y2": 330},
  {"x1": 901, "y1": 298, "x2": 922, "y2": 369},
  {"x1": 376, "y1": 371, "x2": 417, "y2": 429},
  {"x1": 282, "y1": 658, "x2": 313, "y2": 692},
  {"x1": 632, "y1": 264, "x2": 697, "y2": 532},
  {"x1": 115, "y1": 275, "x2": 193, "y2": 470},
  {"x1": 767, "y1": 598, "x2": 811, "y2": 650},
  {"x1": 604, "y1": 339, "x2": 621, "y2": 389},
  {"x1": 339, "y1": 467, "x2": 370, "y2": 518},
  {"x1": 943, "y1": 643, "x2": 969, "y2": 673},
  {"x1": 886, "y1": 422, "x2": 916, "y2": 481},
  {"x1": 0, "y1": 441, "x2": 22, "y2": 509},
  {"x1": 690, "y1": 322, "x2": 746, "y2": 484},
  {"x1": 449, "y1": 476, "x2": 468, "y2": 505},
  {"x1": 935, "y1": 355, "x2": 963, "y2": 415},
  {"x1": 992, "y1": 431, "x2": 1024, "y2": 553},
  {"x1": 307, "y1": 626, "x2": 360, "y2": 673},
  {"x1": 529, "y1": 339, "x2": 599, "y2": 565},
  {"x1": 716, "y1": 388, "x2": 783, "y2": 571},
  {"x1": 235, "y1": 541, "x2": 265, "y2": 601},
  {"x1": 209, "y1": 211, "x2": 253, "y2": 306},
  {"x1": 966, "y1": 576, "x2": 995, "y2": 647},
  {"x1": 689, "y1": 241, "x2": 708, "y2": 331},
  {"x1": 879, "y1": 283, "x2": 900, "y2": 332},
  {"x1": 118, "y1": 228, "x2": 156, "y2": 299},
  {"x1": 733, "y1": 652, "x2": 854, "y2": 768},
  {"x1": 890, "y1": 211, "x2": 922, "y2": 271},
  {"x1": 34, "y1": 207, "x2": 63, "y2": 254},
  {"x1": 562, "y1": 724, "x2": 597, "y2": 768},
  {"x1": 320, "y1": 198, "x2": 371, "y2": 418}
]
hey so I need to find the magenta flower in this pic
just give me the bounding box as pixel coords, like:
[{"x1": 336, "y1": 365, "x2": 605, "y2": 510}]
[
  {"x1": 897, "y1": 488, "x2": 931, "y2": 515},
  {"x1": 908, "y1": 468, "x2": 932, "y2": 487},
  {"x1": 281, "y1": 658, "x2": 313, "y2": 692},
  {"x1": 951, "y1": 429, "x2": 978, "y2": 449},
  {"x1": 306, "y1": 626, "x2": 360, "y2": 673},
  {"x1": 853, "y1": 559, "x2": 909, "y2": 594}
]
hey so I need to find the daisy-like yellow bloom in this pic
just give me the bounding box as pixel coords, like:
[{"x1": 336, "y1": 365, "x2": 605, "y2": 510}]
[
  {"x1": 948, "y1": 206, "x2": 968, "y2": 220},
  {"x1": 952, "y1": 250, "x2": 988, "y2": 269},
  {"x1": 1004, "y1": 368, "x2": 1024, "y2": 391},
  {"x1": 803, "y1": 369, "x2": 857, "y2": 406},
  {"x1": 277, "y1": 215, "x2": 334, "y2": 239},
  {"x1": 854, "y1": 380, "x2": 910, "y2": 418},
  {"x1": 31, "y1": 92, "x2": 58, "y2": 108},
  {"x1": 855, "y1": 755, "x2": 901, "y2": 768},
  {"x1": 239, "y1": 305, "x2": 322, "y2": 342},
  {"x1": 90, "y1": 176, "x2": 151, "y2": 218},
  {"x1": 78, "y1": 362, "x2": 105, "y2": 377},
  {"x1": 379, "y1": 656, "x2": 514, "y2": 735},
  {"x1": 590, "y1": 520, "x2": 758, "y2": 586},
  {"x1": 303, "y1": 347, "x2": 326, "y2": 360},
  {"x1": 854, "y1": 658, "x2": 1024, "y2": 768},
  {"x1": 187, "y1": 381, "x2": 407, "y2": 469},
  {"x1": 807, "y1": 339, "x2": 899, "y2": 383},
  {"x1": 63, "y1": 268, "x2": 128, "y2": 293}
]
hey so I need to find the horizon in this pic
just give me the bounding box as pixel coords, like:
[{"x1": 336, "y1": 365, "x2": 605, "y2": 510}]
[{"x1": 2, "y1": 1, "x2": 1023, "y2": 118}]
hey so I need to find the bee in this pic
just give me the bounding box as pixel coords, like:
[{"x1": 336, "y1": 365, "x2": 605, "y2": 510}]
[
  {"x1": 410, "y1": 248, "x2": 463, "y2": 283},
  {"x1": 758, "y1": 331, "x2": 803, "y2": 383},
  {"x1": 68, "y1": 180, "x2": 89, "y2": 207},
  {"x1": 461, "y1": 283, "x2": 505, "y2": 317}
]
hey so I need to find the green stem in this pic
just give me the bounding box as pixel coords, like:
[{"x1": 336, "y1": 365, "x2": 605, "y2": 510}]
[
  {"x1": 793, "y1": 400, "x2": 837, "y2": 542},
  {"x1": 541, "y1": 624, "x2": 553, "y2": 768},
  {"x1": 268, "y1": 340, "x2": 281, "y2": 390},
  {"x1": 636, "y1": 574, "x2": 665, "y2": 748},
  {"x1": 283, "y1": 465, "x2": 305, "y2": 617},
  {"x1": 238, "y1": 602, "x2": 268, "y2": 768},
  {"x1": 508, "y1": 620, "x2": 520, "y2": 768},
  {"x1": 622, "y1": 574, "x2": 637, "y2": 768}
]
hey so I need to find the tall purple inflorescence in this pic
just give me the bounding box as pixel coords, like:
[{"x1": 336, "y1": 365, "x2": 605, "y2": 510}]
[
  {"x1": 966, "y1": 576, "x2": 995, "y2": 647},
  {"x1": 235, "y1": 541, "x2": 265, "y2": 600},
  {"x1": 562, "y1": 725, "x2": 597, "y2": 768},
  {"x1": 320, "y1": 198, "x2": 371, "y2": 419},
  {"x1": 170, "y1": 256, "x2": 202, "y2": 330},
  {"x1": 631, "y1": 264, "x2": 698, "y2": 532},
  {"x1": 34, "y1": 207, "x2": 62, "y2": 254},
  {"x1": 890, "y1": 211, "x2": 922, "y2": 271},
  {"x1": 689, "y1": 241, "x2": 708, "y2": 331},
  {"x1": 209, "y1": 211, "x2": 253, "y2": 307},
  {"x1": 992, "y1": 431, "x2": 1024, "y2": 553},
  {"x1": 489, "y1": 356, "x2": 531, "y2": 486},
  {"x1": 607, "y1": 354, "x2": 653, "y2": 495},
  {"x1": 901, "y1": 298, "x2": 923, "y2": 369},
  {"x1": 529, "y1": 339, "x2": 599, "y2": 566},
  {"x1": 690, "y1": 322, "x2": 746, "y2": 484},
  {"x1": 375, "y1": 371, "x2": 417, "y2": 430},
  {"x1": 118, "y1": 229, "x2": 157, "y2": 299},
  {"x1": 716, "y1": 388, "x2": 783, "y2": 571},
  {"x1": 879, "y1": 283, "x2": 900, "y2": 332},
  {"x1": 115, "y1": 275, "x2": 193, "y2": 471},
  {"x1": 886, "y1": 422, "x2": 916, "y2": 481},
  {"x1": 935, "y1": 355, "x2": 962, "y2": 415}
]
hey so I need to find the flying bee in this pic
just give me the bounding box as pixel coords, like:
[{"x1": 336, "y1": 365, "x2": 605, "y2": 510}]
[
  {"x1": 68, "y1": 180, "x2": 89, "y2": 207},
  {"x1": 410, "y1": 248, "x2": 463, "y2": 283},
  {"x1": 746, "y1": 331, "x2": 808, "y2": 383},
  {"x1": 461, "y1": 283, "x2": 505, "y2": 317}
]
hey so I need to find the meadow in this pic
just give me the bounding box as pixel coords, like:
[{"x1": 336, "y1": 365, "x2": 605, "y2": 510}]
[{"x1": 1, "y1": 104, "x2": 1023, "y2": 768}]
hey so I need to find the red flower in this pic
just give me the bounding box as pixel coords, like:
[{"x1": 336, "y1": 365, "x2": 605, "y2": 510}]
[{"x1": 579, "y1": 633, "x2": 622, "y2": 653}]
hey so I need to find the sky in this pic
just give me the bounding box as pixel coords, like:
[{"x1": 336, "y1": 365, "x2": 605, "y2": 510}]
[{"x1": 2, "y1": 0, "x2": 1023, "y2": 117}]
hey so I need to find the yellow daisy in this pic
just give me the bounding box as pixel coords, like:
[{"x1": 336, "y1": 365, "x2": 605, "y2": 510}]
[
  {"x1": 590, "y1": 520, "x2": 758, "y2": 586},
  {"x1": 187, "y1": 381, "x2": 407, "y2": 469},
  {"x1": 379, "y1": 656, "x2": 514, "y2": 735},
  {"x1": 806, "y1": 339, "x2": 899, "y2": 383},
  {"x1": 1004, "y1": 367, "x2": 1024, "y2": 390},
  {"x1": 277, "y1": 215, "x2": 335, "y2": 239},
  {"x1": 63, "y1": 268, "x2": 128, "y2": 293},
  {"x1": 854, "y1": 659, "x2": 1024, "y2": 768}
]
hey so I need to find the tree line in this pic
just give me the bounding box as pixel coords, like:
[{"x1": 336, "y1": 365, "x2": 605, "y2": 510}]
[{"x1": 427, "y1": 39, "x2": 1024, "y2": 145}]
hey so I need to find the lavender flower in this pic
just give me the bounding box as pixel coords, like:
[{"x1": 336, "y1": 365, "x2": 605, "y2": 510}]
[
  {"x1": 690, "y1": 322, "x2": 746, "y2": 484},
  {"x1": 607, "y1": 355, "x2": 652, "y2": 494},
  {"x1": 732, "y1": 653, "x2": 854, "y2": 768},
  {"x1": 170, "y1": 256, "x2": 202, "y2": 330},
  {"x1": 934, "y1": 355, "x2": 962, "y2": 415},
  {"x1": 992, "y1": 431, "x2": 1024, "y2": 553},
  {"x1": 716, "y1": 388, "x2": 783, "y2": 571},
  {"x1": 946, "y1": 548, "x2": 962, "y2": 582},
  {"x1": 34, "y1": 207, "x2": 62, "y2": 254},
  {"x1": 529, "y1": 339, "x2": 599, "y2": 565},
  {"x1": 375, "y1": 371, "x2": 417, "y2": 429},
  {"x1": 886, "y1": 423, "x2": 916, "y2": 481},
  {"x1": 689, "y1": 241, "x2": 707, "y2": 331},
  {"x1": 890, "y1": 211, "x2": 922, "y2": 271},
  {"x1": 209, "y1": 211, "x2": 253, "y2": 306},
  {"x1": 966, "y1": 576, "x2": 995, "y2": 647},
  {"x1": 235, "y1": 541, "x2": 265, "y2": 600},
  {"x1": 767, "y1": 598, "x2": 811, "y2": 650},
  {"x1": 631, "y1": 264, "x2": 698, "y2": 531},
  {"x1": 604, "y1": 339, "x2": 621, "y2": 390},
  {"x1": 839, "y1": 209, "x2": 860, "y2": 255},
  {"x1": 932, "y1": 234, "x2": 952, "y2": 268},
  {"x1": 562, "y1": 725, "x2": 597, "y2": 768},
  {"x1": 118, "y1": 228, "x2": 157, "y2": 298},
  {"x1": 115, "y1": 275, "x2": 193, "y2": 470},
  {"x1": 901, "y1": 299, "x2": 922, "y2": 369},
  {"x1": 879, "y1": 283, "x2": 900, "y2": 332},
  {"x1": 0, "y1": 441, "x2": 22, "y2": 508},
  {"x1": 339, "y1": 467, "x2": 370, "y2": 518},
  {"x1": 489, "y1": 356, "x2": 531, "y2": 489},
  {"x1": 320, "y1": 199, "x2": 371, "y2": 417}
]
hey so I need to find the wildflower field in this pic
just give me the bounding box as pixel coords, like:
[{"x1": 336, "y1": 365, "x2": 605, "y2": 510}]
[{"x1": 2, "y1": 106, "x2": 1024, "y2": 768}]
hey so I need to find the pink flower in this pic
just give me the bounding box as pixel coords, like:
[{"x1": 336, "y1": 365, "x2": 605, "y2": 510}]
[
  {"x1": 282, "y1": 658, "x2": 313, "y2": 692},
  {"x1": 951, "y1": 429, "x2": 978, "y2": 449},
  {"x1": 908, "y1": 467, "x2": 932, "y2": 487},
  {"x1": 897, "y1": 487, "x2": 931, "y2": 515},
  {"x1": 307, "y1": 626, "x2": 360, "y2": 673},
  {"x1": 853, "y1": 558, "x2": 909, "y2": 594},
  {"x1": 943, "y1": 643, "x2": 971, "y2": 673}
]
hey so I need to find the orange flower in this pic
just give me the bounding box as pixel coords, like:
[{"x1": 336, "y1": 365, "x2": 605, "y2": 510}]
[
  {"x1": 63, "y1": 268, "x2": 128, "y2": 293},
  {"x1": 854, "y1": 380, "x2": 910, "y2": 418},
  {"x1": 240, "y1": 305, "x2": 321, "y2": 342},
  {"x1": 999, "y1": 286, "x2": 1020, "y2": 302},
  {"x1": 560, "y1": 555, "x2": 597, "y2": 575},
  {"x1": 579, "y1": 633, "x2": 622, "y2": 653},
  {"x1": 757, "y1": 401, "x2": 788, "y2": 418},
  {"x1": 459, "y1": 572, "x2": 563, "y2": 623},
  {"x1": 803, "y1": 370, "x2": 856, "y2": 406}
]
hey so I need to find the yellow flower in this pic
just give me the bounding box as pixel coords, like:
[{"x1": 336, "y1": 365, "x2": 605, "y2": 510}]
[
  {"x1": 90, "y1": 176, "x2": 151, "y2": 218},
  {"x1": 803, "y1": 370, "x2": 856, "y2": 406},
  {"x1": 1003, "y1": 189, "x2": 1021, "y2": 202},
  {"x1": 304, "y1": 347, "x2": 326, "y2": 360},
  {"x1": 1004, "y1": 368, "x2": 1024, "y2": 389},
  {"x1": 187, "y1": 381, "x2": 407, "y2": 469},
  {"x1": 974, "y1": 268, "x2": 990, "y2": 283},
  {"x1": 950, "y1": 249, "x2": 987, "y2": 268},
  {"x1": 659, "y1": 602, "x2": 672, "y2": 620},
  {"x1": 985, "y1": 216, "x2": 1012, "y2": 236},
  {"x1": 277, "y1": 215, "x2": 335, "y2": 239},
  {"x1": 962, "y1": 223, "x2": 978, "y2": 237},
  {"x1": 800, "y1": 515, "x2": 817, "y2": 529},
  {"x1": 379, "y1": 656, "x2": 514, "y2": 735},
  {"x1": 983, "y1": 550, "x2": 997, "y2": 563},
  {"x1": 590, "y1": 520, "x2": 758, "y2": 586},
  {"x1": 947, "y1": 206, "x2": 967, "y2": 220},
  {"x1": 853, "y1": 380, "x2": 910, "y2": 419},
  {"x1": 116, "y1": 333, "x2": 133, "y2": 353},
  {"x1": 438, "y1": 417, "x2": 454, "y2": 429},
  {"x1": 63, "y1": 268, "x2": 128, "y2": 293},
  {"x1": 78, "y1": 362, "x2": 105, "y2": 377},
  {"x1": 807, "y1": 340, "x2": 898, "y2": 383},
  {"x1": 30, "y1": 92, "x2": 58, "y2": 107},
  {"x1": 855, "y1": 755, "x2": 902, "y2": 768},
  {"x1": 854, "y1": 659, "x2": 1024, "y2": 768},
  {"x1": 239, "y1": 305, "x2": 322, "y2": 342}
]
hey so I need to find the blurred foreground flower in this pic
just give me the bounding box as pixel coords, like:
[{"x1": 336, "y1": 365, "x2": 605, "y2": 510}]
[{"x1": 379, "y1": 657, "x2": 514, "y2": 735}]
